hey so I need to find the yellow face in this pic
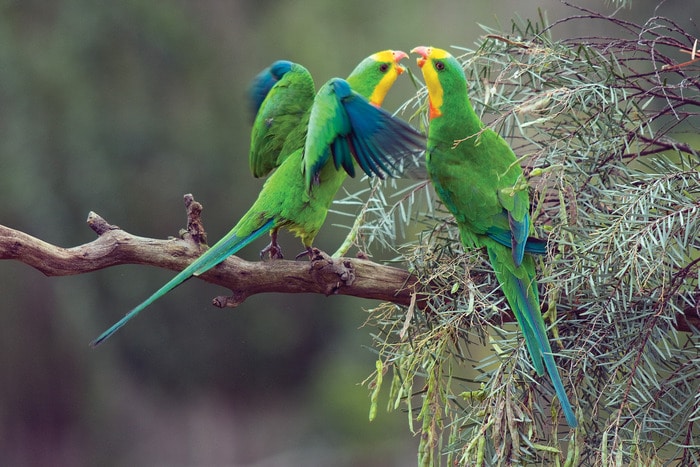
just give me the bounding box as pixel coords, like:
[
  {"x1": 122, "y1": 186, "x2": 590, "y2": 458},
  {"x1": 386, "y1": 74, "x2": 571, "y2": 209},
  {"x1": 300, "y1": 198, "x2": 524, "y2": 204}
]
[
  {"x1": 368, "y1": 50, "x2": 407, "y2": 106},
  {"x1": 413, "y1": 46, "x2": 451, "y2": 119}
]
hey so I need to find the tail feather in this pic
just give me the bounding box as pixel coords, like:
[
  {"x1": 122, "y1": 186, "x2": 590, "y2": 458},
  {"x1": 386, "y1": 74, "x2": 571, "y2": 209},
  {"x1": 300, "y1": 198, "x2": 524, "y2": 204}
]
[
  {"x1": 91, "y1": 217, "x2": 276, "y2": 347},
  {"x1": 487, "y1": 244, "x2": 578, "y2": 428},
  {"x1": 513, "y1": 277, "x2": 578, "y2": 427}
]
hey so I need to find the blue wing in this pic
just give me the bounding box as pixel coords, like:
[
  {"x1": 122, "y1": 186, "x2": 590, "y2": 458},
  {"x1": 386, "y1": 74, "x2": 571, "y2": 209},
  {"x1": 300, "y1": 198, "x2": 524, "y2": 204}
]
[
  {"x1": 495, "y1": 184, "x2": 534, "y2": 267},
  {"x1": 487, "y1": 222, "x2": 547, "y2": 258},
  {"x1": 303, "y1": 78, "x2": 425, "y2": 189}
]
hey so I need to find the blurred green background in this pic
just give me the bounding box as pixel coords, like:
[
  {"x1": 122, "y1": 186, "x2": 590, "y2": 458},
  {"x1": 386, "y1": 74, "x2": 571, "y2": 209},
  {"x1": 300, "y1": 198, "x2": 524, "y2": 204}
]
[{"x1": 0, "y1": 1, "x2": 684, "y2": 465}]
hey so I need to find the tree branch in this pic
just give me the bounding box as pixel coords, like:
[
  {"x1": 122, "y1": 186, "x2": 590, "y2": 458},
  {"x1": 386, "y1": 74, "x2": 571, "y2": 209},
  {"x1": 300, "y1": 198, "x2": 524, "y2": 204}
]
[
  {"x1": 0, "y1": 194, "x2": 417, "y2": 309},
  {"x1": 1, "y1": 194, "x2": 697, "y2": 331}
]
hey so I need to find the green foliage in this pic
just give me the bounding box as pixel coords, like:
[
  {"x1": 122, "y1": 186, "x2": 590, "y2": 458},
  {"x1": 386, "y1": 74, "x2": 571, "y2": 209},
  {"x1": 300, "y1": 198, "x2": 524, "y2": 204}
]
[{"x1": 354, "y1": 10, "x2": 700, "y2": 466}]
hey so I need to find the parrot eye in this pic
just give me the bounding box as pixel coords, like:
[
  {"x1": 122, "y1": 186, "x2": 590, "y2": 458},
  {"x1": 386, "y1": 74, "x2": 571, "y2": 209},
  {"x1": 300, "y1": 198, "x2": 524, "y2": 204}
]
[
  {"x1": 379, "y1": 63, "x2": 390, "y2": 73},
  {"x1": 435, "y1": 61, "x2": 445, "y2": 71}
]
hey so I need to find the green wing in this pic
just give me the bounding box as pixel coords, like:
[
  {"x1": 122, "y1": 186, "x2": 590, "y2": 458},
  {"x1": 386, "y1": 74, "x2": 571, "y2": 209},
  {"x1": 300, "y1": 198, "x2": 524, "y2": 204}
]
[
  {"x1": 303, "y1": 77, "x2": 425, "y2": 189},
  {"x1": 249, "y1": 61, "x2": 315, "y2": 178}
]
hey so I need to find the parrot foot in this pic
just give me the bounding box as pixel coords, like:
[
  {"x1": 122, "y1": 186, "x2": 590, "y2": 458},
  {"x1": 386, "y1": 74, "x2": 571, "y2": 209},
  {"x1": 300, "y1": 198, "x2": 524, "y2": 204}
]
[
  {"x1": 295, "y1": 247, "x2": 315, "y2": 261},
  {"x1": 260, "y1": 241, "x2": 284, "y2": 260},
  {"x1": 308, "y1": 248, "x2": 356, "y2": 293}
]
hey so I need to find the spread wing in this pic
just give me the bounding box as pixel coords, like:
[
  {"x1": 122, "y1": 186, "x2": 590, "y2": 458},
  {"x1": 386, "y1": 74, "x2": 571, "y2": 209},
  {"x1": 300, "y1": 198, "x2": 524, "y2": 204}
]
[{"x1": 303, "y1": 77, "x2": 425, "y2": 190}]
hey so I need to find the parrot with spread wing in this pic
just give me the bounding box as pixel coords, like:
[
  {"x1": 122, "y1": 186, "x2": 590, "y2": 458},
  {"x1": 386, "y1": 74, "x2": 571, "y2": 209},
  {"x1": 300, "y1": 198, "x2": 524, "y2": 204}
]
[
  {"x1": 412, "y1": 46, "x2": 577, "y2": 427},
  {"x1": 91, "y1": 50, "x2": 425, "y2": 347}
]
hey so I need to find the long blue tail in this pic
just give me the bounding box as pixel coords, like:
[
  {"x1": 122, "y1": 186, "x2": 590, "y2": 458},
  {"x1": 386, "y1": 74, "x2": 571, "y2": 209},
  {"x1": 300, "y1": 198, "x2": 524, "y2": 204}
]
[
  {"x1": 513, "y1": 277, "x2": 578, "y2": 428},
  {"x1": 91, "y1": 218, "x2": 276, "y2": 347},
  {"x1": 487, "y1": 244, "x2": 578, "y2": 427}
]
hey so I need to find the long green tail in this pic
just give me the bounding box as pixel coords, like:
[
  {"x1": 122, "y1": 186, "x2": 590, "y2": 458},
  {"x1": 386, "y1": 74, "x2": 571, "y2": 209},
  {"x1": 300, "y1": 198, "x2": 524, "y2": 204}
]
[
  {"x1": 486, "y1": 244, "x2": 578, "y2": 428},
  {"x1": 90, "y1": 217, "x2": 276, "y2": 347}
]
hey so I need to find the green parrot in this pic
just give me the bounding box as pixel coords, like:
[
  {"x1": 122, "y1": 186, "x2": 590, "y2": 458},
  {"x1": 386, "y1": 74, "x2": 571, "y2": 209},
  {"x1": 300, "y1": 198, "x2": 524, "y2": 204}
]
[
  {"x1": 412, "y1": 46, "x2": 577, "y2": 427},
  {"x1": 91, "y1": 50, "x2": 425, "y2": 347},
  {"x1": 248, "y1": 60, "x2": 315, "y2": 177}
]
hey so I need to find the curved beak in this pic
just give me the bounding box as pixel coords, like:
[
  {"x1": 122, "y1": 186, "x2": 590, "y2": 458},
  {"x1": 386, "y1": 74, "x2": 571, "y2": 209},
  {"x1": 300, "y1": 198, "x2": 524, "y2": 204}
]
[
  {"x1": 411, "y1": 46, "x2": 431, "y2": 68},
  {"x1": 392, "y1": 50, "x2": 409, "y2": 74}
]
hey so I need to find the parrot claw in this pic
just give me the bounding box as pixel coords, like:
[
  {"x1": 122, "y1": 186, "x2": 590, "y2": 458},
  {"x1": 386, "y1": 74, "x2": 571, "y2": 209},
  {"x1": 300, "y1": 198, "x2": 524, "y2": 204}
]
[
  {"x1": 260, "y1": 241, "x2": 284, "y2": 260},
  {"x1": 294, "y1": 247, "x2": 315, "y2": 261},
  {"x1": 260, "y1": 229, "x2": 284, "y2": 260}
]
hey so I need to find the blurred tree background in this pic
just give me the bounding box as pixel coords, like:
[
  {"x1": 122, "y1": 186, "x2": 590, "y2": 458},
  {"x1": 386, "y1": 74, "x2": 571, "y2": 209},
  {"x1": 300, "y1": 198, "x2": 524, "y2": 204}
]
[{"x1": 0, "y1": 1, "x2": 694, "y2": 465}]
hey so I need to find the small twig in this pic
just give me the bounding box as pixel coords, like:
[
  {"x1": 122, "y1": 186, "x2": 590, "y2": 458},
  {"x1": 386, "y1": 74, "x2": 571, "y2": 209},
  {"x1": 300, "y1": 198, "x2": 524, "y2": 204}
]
[{"x1": 661, "y1": 38, "x2": 700, "y2": 70}]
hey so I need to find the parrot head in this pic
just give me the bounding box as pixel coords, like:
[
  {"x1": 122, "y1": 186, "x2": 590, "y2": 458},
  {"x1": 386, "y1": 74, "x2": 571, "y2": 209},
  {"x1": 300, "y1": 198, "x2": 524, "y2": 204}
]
[
  {"x1": 249, "y1": 59, "x2": 295, "y2": 119},
  {"x1": 411, "y1": 46, "x2": 465, "y2": 120},
  {"x1": 269, "y1": 60, "x2": 294, "y2": 78},
  {"x1": 346, "y1": 50, "x2": 408, "y2": 107}
]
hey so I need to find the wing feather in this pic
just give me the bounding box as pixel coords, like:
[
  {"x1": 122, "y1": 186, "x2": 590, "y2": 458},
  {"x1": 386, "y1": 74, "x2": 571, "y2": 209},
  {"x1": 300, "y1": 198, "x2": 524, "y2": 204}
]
[{"x1": 303, "y1": 77, "x2": 425, "y2": 190}]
